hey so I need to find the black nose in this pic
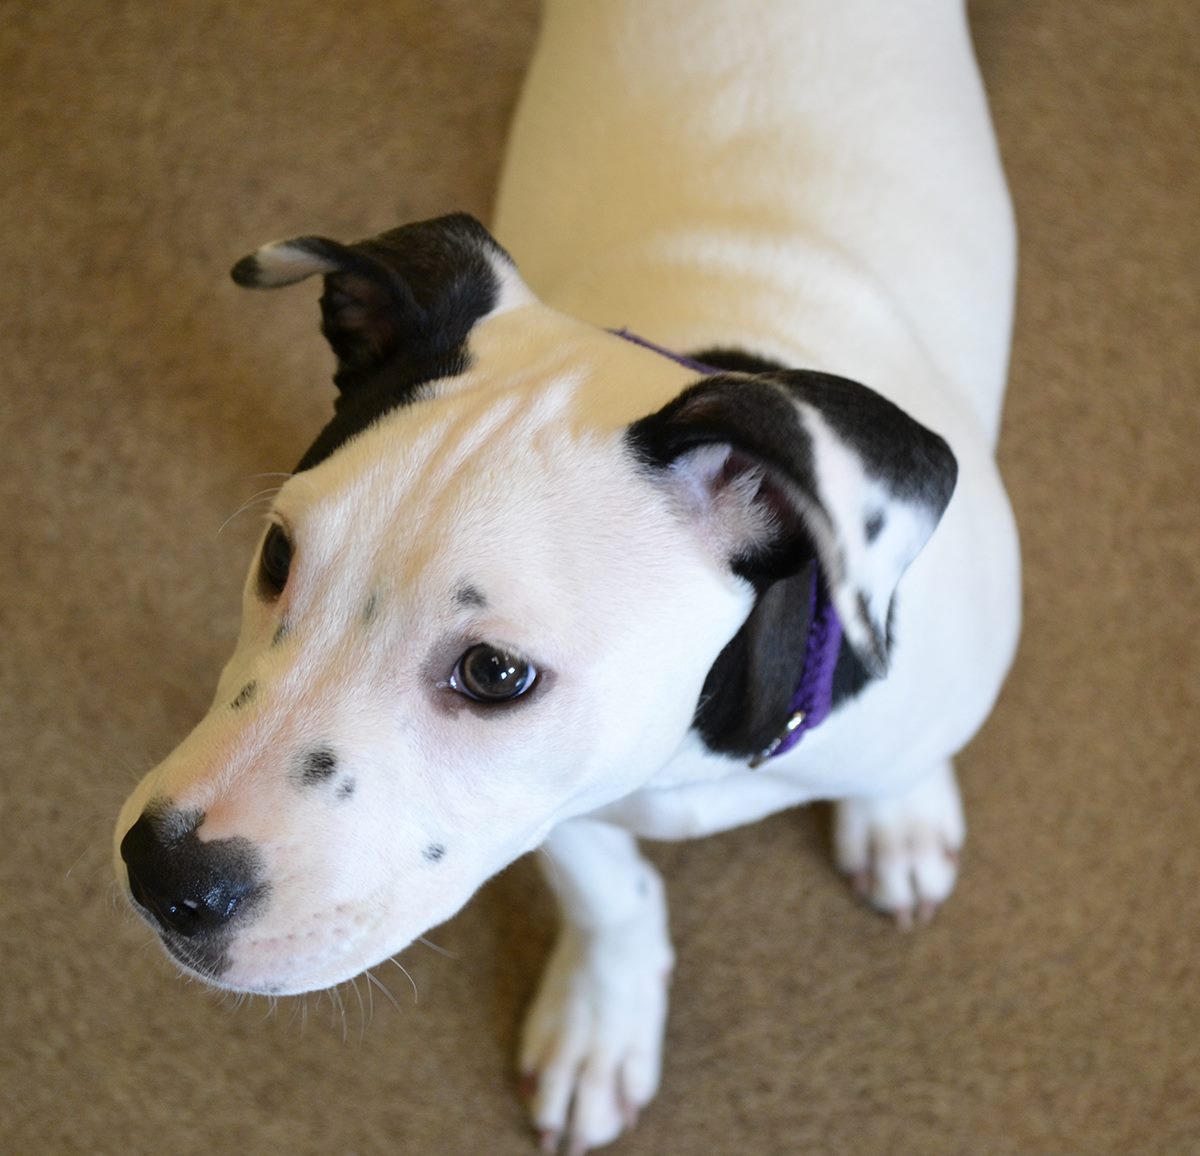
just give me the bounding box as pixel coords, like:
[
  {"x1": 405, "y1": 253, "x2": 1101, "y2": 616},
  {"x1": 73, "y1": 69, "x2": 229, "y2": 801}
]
[{"x1": 120, "y1": 807, "x2": 262, "y2": 937}]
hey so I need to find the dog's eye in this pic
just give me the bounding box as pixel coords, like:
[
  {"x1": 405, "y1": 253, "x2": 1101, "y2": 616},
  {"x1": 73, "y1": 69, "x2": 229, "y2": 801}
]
[
  {"x1": 258, "y1": 524, "x2": 293, "y2": 598},
  {"x1": 450, "y1": 644, "x2": 537, "y2": 703}
]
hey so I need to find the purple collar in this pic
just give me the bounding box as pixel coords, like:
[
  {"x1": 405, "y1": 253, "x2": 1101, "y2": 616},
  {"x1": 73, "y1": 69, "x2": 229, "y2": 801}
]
[
  {"x1": 611, "y1": 327, "x2": 843, "y2": 766},
  {"x1": 609, "y1": 328, "x2": 725, "y2": 376}
]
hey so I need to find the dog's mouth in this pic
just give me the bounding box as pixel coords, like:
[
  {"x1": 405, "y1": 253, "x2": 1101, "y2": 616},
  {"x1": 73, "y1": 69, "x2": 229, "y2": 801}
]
[
  {"x1": 122, "y1": 868, "x2": 408, "y2": 996},
  {"x1": 122, "y1": 880, "x2": 240, "y2": 984}
]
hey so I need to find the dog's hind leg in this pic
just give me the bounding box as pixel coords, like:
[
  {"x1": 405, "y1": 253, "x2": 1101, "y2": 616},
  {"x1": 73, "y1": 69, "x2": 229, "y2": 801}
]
[
  {"x1": 520, "y1": 818, "x2": 674, "y2": 1155},
  {"x1": 833, "y1": 759, "x2": 965, "y2": 930}
]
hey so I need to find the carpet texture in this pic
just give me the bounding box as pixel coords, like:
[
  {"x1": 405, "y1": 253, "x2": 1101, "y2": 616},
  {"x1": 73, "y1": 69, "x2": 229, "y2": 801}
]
[{"x1": 2, "y1": 3, "x2": 1197, "y2": 1154}]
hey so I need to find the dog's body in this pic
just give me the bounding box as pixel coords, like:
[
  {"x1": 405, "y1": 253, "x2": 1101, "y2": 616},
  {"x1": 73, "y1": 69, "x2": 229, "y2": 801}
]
[{"x1": 115, "y1": 2, "x2": 1018, "y2": 1152}]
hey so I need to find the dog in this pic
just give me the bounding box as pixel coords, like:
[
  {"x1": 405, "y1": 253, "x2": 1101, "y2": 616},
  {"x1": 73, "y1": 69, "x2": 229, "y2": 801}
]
[{"x1": 114, "y1": 1, "x2": 1019, "y2": 1152}]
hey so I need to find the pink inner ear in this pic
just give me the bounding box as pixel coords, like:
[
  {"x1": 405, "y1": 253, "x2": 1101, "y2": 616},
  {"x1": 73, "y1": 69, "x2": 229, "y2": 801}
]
[
  {"x1": 671, "y1": 444, "x2": 805, "y2": 568},
  {"x1": 718, "y1": 450, "x2": 804, "y2": 546}
]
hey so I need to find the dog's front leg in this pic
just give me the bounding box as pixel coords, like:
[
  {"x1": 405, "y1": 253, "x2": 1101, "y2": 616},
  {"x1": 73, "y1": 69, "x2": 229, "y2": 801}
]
[{"x1": 520, "y1": 817, "x2": 674, "y2": 1155}]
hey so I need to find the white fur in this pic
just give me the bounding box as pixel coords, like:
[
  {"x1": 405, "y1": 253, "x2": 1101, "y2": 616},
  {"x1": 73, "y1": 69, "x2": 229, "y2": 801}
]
[
  {"x1": 492, "y1": 3, "x2": 1019, "y2": 1149},
  {"x1": 116, "y1": 2, "x2": 1020, "y2": 1152}
]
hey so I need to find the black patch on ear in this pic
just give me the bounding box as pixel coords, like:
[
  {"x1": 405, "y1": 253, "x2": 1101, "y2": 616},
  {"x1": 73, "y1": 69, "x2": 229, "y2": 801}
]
[
  {"x1": 628, "y1": 372, "x2": 818, "y2": 585},
  {"x1": 297, "y1": 218, "x2": 503, "y2": 471},
  {"x1": 630, "y1": 356, "x2": 953, "y2": 750},
  {"x1": 685, "y1": 348, "x2": 787, "y2": 375},
  {"x1": 233, "y1": 214, "x2": 509, "y2": 473},
  {"x1": 773, "y1": 371, "x2": 958, "y2": 511},
  {"x1": 693, "y1": 560, "x2": 875, "y2": 758},
  {"x1": 628, "y1": 369, "x2": 957, "y2": 529},
  {"x1": 695, "y1": 564, "x2": 816, "y2": 755}
]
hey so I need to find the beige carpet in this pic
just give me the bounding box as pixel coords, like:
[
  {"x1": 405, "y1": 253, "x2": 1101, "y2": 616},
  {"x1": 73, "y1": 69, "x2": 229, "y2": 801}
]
[{"x1": 3, "y1": 3, "x2": 1197, "y2": 1153}]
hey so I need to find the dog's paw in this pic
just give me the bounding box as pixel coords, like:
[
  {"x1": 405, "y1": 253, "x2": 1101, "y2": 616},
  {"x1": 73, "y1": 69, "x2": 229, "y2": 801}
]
[
  {"x1": 519, "y1": 894, "x2": 673, "y2": 1155},
  {"x1": 833, "y1": 760, "x2": 965, "y2": 929}
]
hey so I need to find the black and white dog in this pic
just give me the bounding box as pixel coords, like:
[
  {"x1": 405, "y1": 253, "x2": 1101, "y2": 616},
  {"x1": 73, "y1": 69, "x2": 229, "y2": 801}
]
[{"x1": 115, "y1": 2, "x2": 1019, "y2": 1151}]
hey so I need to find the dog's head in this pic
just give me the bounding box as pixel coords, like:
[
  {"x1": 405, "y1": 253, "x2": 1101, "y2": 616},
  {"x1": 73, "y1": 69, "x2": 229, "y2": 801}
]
[{"x1": 113, "y1": 215, "x2": 956, "y2": 994}]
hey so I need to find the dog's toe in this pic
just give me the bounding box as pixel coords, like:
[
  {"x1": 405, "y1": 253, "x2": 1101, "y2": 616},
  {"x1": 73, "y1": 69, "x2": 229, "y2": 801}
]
[
  {"x1": 834, "y1": 760, "x2": 964, "y2": 924},
  {"x1": 519, "y1": 918, "x2": 671, "y2": 1154}
]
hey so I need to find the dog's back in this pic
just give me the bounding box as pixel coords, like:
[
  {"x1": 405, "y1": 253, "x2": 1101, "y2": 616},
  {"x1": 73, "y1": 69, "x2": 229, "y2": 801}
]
[{"x1": 495, "y1": 0, "x2": 1015, "y2": 446}]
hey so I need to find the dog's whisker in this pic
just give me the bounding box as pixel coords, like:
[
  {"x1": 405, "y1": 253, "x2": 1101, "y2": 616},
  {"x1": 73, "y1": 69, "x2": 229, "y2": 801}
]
[
  {"x1": 216, "y1": 486, "x2": 285, "y2": 537},
  {"x1": 416, "y1": 934, "x2": 458, "y2": 961},
  {"x1": 329, "y1": 983, "x2": 348, "y2": 1041},
  {"x1": 386, "y1": 956, "x2": 420, "y2": 1005},
  {"x1": 215, "y1": 495, "x2": 279, "y2": 538},
  {"x1": 365, "y1": 969, "x2": 403, "y2": 1017},
  {"x1": 349, "y1": 975, "x2": 368, "y2": 1041}
]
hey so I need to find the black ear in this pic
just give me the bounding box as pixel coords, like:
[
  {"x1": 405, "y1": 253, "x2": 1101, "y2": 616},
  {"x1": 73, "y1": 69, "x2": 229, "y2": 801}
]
[
  {"x1": 231, "y1": 213, "x2": 514, "y2": 392},
  {"x1": 627, "y1": 371, "x2": 958, "y2": 678}
]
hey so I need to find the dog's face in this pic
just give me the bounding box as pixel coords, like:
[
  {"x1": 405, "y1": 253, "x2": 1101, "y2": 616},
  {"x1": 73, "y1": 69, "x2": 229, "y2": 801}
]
[{"x1": 114, "y1": 215, "x2": 956, "y2": 994}]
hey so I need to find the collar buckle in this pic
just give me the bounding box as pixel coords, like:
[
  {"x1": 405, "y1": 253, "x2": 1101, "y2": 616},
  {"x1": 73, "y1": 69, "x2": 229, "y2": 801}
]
[{"x1": 748, "y1": 709, "x2": 807, "y2": 769}]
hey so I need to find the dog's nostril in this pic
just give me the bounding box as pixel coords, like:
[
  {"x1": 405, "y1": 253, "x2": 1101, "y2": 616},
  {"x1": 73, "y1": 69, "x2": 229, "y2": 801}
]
[{"x1": 120, "y1": 809, "x2": 259, "y2": 938}]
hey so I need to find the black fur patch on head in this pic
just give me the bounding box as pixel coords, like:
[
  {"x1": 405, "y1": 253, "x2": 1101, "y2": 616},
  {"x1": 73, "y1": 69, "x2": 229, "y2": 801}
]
[{"x1": 298, "y1": 747, "x2": 338, "y2": 785}]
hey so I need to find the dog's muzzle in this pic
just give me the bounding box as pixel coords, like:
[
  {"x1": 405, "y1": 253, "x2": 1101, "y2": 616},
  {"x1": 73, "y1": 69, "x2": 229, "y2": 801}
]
[{"x1": 119, "y1": 801, "x2": 267, "y2": 978}]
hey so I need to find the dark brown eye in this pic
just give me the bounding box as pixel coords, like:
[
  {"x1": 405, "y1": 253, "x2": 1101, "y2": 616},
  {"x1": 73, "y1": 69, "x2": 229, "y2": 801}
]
[
  {"x1": 450, "y1": 644, "x2": 537, "y2": 703},
  {"x1": 258, "y1": 524, "x2": 293, "y2": 598}
]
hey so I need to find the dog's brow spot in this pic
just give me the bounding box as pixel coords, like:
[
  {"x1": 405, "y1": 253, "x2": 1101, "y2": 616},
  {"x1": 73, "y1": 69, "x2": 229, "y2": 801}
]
[
  {"x1": 298, "y1": 747, "x2": 338, "y2": 785},
  {"x1": 865, "y1": 510, "x2": 886, "y2": 543},
  {"x1": 272, "y1": 621, "x2": 290, "y2": 647},
  {"x1": 423, "y1": 842, "x2": 446, "y2": 863},
  {"x1": 336, "y1": 777, "x2": 356, "y2": 801},
  {"x1": 230, "y1": 681, "x2": 257, "y2": 710},
  {"x1": 362, "y1": 593, "x2": 379, "y2": 624},
  {"x1": 455, "y1": 584, "x2": 486, "y2": 609}
]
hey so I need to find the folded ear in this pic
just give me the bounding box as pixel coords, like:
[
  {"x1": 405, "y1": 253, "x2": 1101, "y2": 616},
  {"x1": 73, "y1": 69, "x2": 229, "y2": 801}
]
[
  {"x1": 627, "y1": 371, "x2": 958, "y2": 678},
  {"x1": 231, "y1": 212, "x2": 520, "y2": 391}
]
